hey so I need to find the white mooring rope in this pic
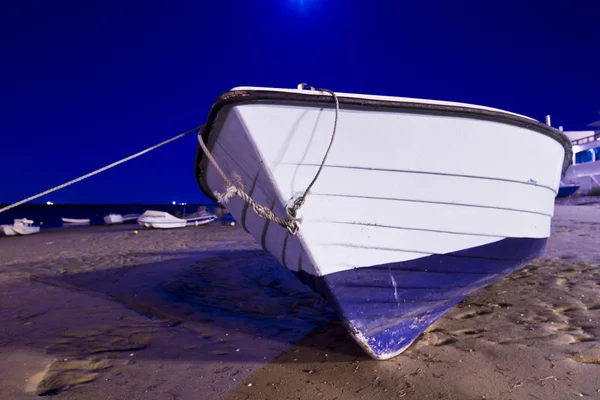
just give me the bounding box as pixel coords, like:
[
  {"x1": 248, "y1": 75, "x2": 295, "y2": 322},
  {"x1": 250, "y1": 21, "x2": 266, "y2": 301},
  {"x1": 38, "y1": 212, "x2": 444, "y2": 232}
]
[{"x1": 0, "y1": 125, "x2": 202, "y2": 215}]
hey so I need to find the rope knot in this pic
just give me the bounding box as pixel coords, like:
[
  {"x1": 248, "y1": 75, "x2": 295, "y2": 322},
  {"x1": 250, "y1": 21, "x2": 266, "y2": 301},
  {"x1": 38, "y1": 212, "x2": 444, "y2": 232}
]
[{"x1": 214, "y1": 186, "x2": 238, "y2": 203}]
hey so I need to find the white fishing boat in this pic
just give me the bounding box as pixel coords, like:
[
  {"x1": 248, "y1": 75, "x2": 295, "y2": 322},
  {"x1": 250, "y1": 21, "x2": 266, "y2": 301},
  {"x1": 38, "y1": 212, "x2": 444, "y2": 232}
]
[
  {"x1": 194, "y1": 84, "x2": 571, "y2": 360},
  {"x1": 137, "y1": 210, "x2": 187, "y2": 229},
  {"x1": 0, "y1": 218, "x2": 41, "y2": 236},
  {"x1": 62, "y1": 217, "x2": 90, "y2": 225},
  {"x1": 103, "y1": 214, "x2": 124, "y2": 224}
]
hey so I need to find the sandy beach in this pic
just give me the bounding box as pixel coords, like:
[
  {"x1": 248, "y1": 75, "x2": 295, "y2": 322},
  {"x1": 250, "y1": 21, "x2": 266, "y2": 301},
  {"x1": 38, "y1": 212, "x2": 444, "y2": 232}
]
[{"x1": 1, "y1": 201, "x2": 599, "y2": 400}]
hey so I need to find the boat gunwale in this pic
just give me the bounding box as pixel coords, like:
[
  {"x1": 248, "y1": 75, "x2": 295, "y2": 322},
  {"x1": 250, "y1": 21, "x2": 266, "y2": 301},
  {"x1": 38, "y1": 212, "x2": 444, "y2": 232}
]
[{"x1": 195, "y1": 89, "x2": 574, "y2": 203}]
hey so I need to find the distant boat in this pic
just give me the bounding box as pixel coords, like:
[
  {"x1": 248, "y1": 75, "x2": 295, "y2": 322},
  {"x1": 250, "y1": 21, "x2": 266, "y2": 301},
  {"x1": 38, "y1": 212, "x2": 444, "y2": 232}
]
[
  {"x1": 0, "y1": 218, "x2": 40, "y2": 236},
  {"x1": 62, "y1": 218, "x2": 90, "y2": 225},
  {"x1": 122, "y1": 214, "x2": 140, "y2": 223},
  {"x1": 137, "y1": 210, "x2": 186, "y2": 229},
  {"x1": 185, "y1": 213, "x2": 218, "y2": 226},
  {"x1": 194, "y1": 84, "x2": 572, "y2": 360},
  {"x1": 104, "y1": 214, "x2": 140, "y2": 224},
  {"x1": 103, "y1": 214, "x2": 124, "y2": 224},
  {"x1": 556, "y1": 183, "x2": 580, "y2": 198},
  {"x1": 183, "y1": 206, "x2": 218, "y2": 226}
]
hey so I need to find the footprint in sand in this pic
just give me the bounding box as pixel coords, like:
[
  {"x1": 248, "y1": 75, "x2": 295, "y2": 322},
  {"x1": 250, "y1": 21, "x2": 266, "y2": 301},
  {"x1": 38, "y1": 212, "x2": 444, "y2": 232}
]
[
  {"x1": 551, "y1": 325, "x2": 580, "y2": 333},
  {"x1": 498, "y1": 332, "x2": 578, "y2": 345},
  {"x1": 34, "y1": 322, "x2": 159, "y2": 395},
  {"x1": 554, "y1": 304, "x2": 587, "y2": 313},
  {"x1": 419, "y1": 319, "x2": 490, "y2": 347},
  {"x1": 46, "y1": 325, "x2": 154, "y2": 357},
  {"x1": 571, "y1": 348, "x2": 600, "y2": 365},
  {"x1": 555, "y1": 277, "x2": 568, "y2": 286},
  {"x1": 450, "y1": 328, "x2": 486, "y2": 338},
  {"x1": 418, "y1": 330, "x2": 457, "y2": 347},
  {"x1": 500, "y1": 319, "x2": 597, "y2": 346},
  {"x1": 27, "y1": 359, "x2": 115, "y2": 396},
  {"x1": 452, "y1": 309, "x2": 494, "y2": 320},
  {"x1": 553, "y1": 303, "x2": 600, "y2": 314}
]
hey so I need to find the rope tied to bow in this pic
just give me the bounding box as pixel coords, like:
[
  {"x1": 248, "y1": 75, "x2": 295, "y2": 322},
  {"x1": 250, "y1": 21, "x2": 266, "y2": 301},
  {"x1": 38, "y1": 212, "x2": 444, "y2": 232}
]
[{"x1": 197, "y1": 84, "x2": 340, "y2": 235}]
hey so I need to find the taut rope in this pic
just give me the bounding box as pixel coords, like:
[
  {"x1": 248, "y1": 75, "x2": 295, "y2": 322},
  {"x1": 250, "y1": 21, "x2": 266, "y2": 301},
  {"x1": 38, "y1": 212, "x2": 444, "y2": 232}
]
[
  {"x1": 0, "y1": 126, "x2": 201, "y2": 215},
  {"x1": 196, "y1": 84, "x2": 340, "y2": 235}
]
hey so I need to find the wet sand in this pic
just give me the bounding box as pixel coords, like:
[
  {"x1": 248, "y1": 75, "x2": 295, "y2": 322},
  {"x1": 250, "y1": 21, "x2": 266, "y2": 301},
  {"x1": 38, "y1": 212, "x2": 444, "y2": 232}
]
[{"x1": 0, "y1": 202, "x2": 599, "y2": 399}]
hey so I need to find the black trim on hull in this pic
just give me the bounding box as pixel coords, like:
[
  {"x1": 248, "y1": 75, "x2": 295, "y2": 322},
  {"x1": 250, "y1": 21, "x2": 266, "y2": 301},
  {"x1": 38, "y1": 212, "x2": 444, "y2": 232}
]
[{"x1": 194, "y1": 89, "x2": 573, "y2": 203}]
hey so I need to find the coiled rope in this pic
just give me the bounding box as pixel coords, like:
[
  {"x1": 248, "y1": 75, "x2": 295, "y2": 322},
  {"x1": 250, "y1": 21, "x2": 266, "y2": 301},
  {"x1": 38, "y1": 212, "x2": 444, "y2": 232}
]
[{"x1": 196, "y1": 84, "x2": 340, "y2": 235}]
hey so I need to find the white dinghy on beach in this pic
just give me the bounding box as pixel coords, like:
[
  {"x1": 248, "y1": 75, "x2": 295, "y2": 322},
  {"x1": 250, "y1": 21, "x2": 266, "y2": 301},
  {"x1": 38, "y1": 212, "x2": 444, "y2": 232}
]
[
  {"x1": 137, "y1": 209, "x2": 217, "y2": 229},
  {"x1": 137, "y1": 210, "x2": 187, "y2": 229},
  {"x1": 194, "y1": 83, "x2": 572, "y2": 360},
  {"x1": 0, "y1": 218, "x2": 41, "y2": 236},
  {"x1": 103, "y1": 214, "x2": 124, "y2": 225},
  {"x1": 62, "y1": 218, "x2": 90, "y2": 225}
]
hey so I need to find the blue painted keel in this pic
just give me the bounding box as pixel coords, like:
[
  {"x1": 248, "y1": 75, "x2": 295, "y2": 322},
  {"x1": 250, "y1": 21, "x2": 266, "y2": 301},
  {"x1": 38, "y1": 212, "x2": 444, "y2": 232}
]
[{"x1": 294, "y1": 237, "x2": 547, "y2": 359}]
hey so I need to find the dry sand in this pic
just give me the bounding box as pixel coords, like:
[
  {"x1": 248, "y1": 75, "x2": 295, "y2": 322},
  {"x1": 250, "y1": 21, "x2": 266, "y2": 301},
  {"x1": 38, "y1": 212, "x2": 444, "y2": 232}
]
[{"x1": 0, "y1": 201, "x2": 599, "y2": 400}]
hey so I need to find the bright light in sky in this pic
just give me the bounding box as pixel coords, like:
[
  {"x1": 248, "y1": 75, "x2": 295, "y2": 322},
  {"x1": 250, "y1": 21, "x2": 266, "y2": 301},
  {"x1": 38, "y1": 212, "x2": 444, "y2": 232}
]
[
  {"x1": 172, "y1": 201, "x2": 176, "y2": 205},
  {"x1": 46, "y1": 201, "x2": 54, "y2": 205},
  {"x1": 289, "y1": 0, "x2": 316, "y2": 12}
]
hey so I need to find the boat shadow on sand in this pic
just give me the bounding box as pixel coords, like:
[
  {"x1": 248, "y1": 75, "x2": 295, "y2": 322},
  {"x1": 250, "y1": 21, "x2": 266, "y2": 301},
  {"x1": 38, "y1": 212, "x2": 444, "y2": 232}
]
[{"x1": 30, "y1": 248, "x2": 371, "y2": 363}]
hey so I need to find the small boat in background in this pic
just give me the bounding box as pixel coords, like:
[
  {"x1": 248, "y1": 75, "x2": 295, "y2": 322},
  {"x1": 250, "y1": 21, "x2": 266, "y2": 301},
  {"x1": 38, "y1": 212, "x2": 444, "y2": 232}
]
[
  {"x1": 194, "y1": 84, "x2": 572, "y2": 360},
  {"x1": 183, "y1": 206, "x2": 218, "y2": 226},
  {"x1": 0, "y1": 218, "x2": 40, "y2": 236},
  {"x1": 122, "y1": 214, "x2": 140, "y2": 223},
  {"x1": 101, "y1": 213, "x2": 143, "y2": 225},
  {"x1": 186, "y1": 214, "x2": 218, "y2": 226},
  {"x1": 137, "y1": 210, "x2": 186, "y2": 229},
  {"x1": 104, "y1": 214, "x2": 124, "y2": 224},
  {"x1": 62, "y1": 217, "x2": 90, "y2": 225}
]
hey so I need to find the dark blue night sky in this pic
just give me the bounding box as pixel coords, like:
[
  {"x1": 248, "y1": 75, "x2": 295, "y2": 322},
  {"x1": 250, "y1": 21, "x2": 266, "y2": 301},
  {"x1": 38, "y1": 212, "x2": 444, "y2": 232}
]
[{"x1": 1, "y1": 0, "x2": 599, "y2": 204}]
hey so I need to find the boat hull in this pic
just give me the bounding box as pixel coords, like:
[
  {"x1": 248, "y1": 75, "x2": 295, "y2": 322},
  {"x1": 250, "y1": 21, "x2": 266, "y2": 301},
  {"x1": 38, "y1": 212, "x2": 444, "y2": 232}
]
[
  {"x1": 563, "y1": 160, "x2": 600, "y2": 194},
  {"x1": 194, "y1": 87, "x2": 571, "y2": 359},
  {"x1": 62, "y1": 218, "x2": 90, "y2": 225},
  {"x1": 104, "y1": 214, "x2": 124, "y2": 225},
  {"x1": 0, "y1": 225, "x2": 17, "y2": 236},
  {"x1": 185, "y1": 215, "x2": 218, "y2": 226},
  {"x1": 556, "y1": 184, "x2": 580, "y2": 198}
]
